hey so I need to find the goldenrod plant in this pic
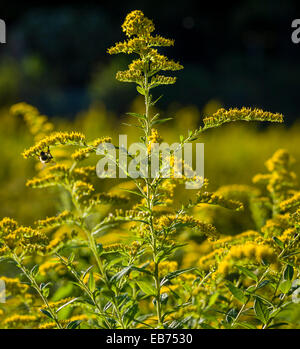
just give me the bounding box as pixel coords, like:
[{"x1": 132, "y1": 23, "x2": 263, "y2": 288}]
[{"x1": 1, "y1": 10, "x2": 298, "y2": 330}]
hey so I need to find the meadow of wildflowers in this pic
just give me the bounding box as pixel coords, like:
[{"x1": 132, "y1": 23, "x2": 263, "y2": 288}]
[{"x1": 0, "y1": 10, "x2": 299, "y2": 330}]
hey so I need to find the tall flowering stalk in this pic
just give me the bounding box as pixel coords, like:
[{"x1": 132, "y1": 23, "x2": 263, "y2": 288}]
[{"x1": 107, "y1": 10, "x2": 284, "y2": 328}]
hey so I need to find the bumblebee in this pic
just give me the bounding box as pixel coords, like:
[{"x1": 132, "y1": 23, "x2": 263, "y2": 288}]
[{"x1": 39, "y1": 147, "x2": 53, "y2": 164}]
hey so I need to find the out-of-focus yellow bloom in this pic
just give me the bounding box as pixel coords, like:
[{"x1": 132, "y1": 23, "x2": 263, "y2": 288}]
[
  {"x1": 0, "y1": 276, "x2": 29, "y2": 294},
  {"x1": 216, "y1": 242, "x2": 277, "y2": 276},
  {"x1": 2, "y1": 315, "x2": 39, "y2": 327},
  {"x1": 10, "y1": 102, "x2": 54, "y2": 141},
  {"x1": 39, "y1": 259, "x2": 67, "y2": 276}
]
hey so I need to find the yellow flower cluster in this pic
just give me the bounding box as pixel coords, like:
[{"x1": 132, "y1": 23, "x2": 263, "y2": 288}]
[
  {"x1": 151, "y1": 75, "x2": 177, "y2": 86},
  {"x1": 71, "y1": 136, "x2": 112, "y2": 161},
  {"x1": 2, "y1": 315, "x2": 39, "y2": 327},
  {"x1": 121, "y1": 10, "x2": 155, "y2": 38},
  {"x1": 90, "y1": 192, "x2": 129, "y2": 206},
  {"x1": 116, "y1": 70, "x2": 143, "y2": 84},
  {"x1": 46, "y1": 231, "x2": 72, "y2": 253},
  {"x1": 129, "y1": 241, "x2": 141, "y2": 256},
  {"x1": 160, "y1": 284, "x2": 179, "y2": 294},
  {"x1": 159, "y1": 180, "x2": 176, "y2": 205},
  {"x1": 38, "y1": 314, "x2": 89, "y2": 329},
  {"x1": 92, "y1": 137, "x2": 112, "y2": 147},
  {"x1": 147, "y1": 128, "x2": 162, "y2": 153},
  {"x1": 108, "y1": 36, "x2": 174, "y2": 56},
  {"x1": 149, "y1": 260, "x2": 178, "y2": 276},
  {"x1": 106, "y1": 209, "x2": 147, "y2": 223},
  {"x1": 203, "y1": 107, "x2": 283, "y2": 128},
  {"x1": 26, "y1": 174, "x2": 59, "y2": 188},
  {"x1": 261, "y1": 214, "x2": 291, "y2": 237},
  {"x1": 41, "y1": 297, "x2": 75, "y2": 311},
  {"x1": 150, "y1": 51, "x2": 183, "y2": 72},
  {"x1": 0, "y1": 218, "x2": 49, "y2": 255},
  {"x1": 102, "y1": 243, "x2": 128, "y2": 254},
  {"x1": 156, "y1": 214, "x2": 219, "y2": 240},
  {"x1": 73, "y1": 181, "x2": 95, "y2": 203},
  {"x1": 23, "y1": 132, "x2": 86, "y2": 159},
  {"x1": 217, "y1": 242, "x2": 277, "y2": 275},
  {"x1": 280, "y1": 192, "x2": 300, "y2": 212},
  {"x1": 212, "y1": 230, "x2": 261, "y2": 249},
  {"x1": 196, "y1": 191, "x2": 244, "y2": 211},
  {"x1": 291, "y1": 209, "x2": 300, "y2": 224},
  {"x1": 251, "y1": 149, "x2": 299, "y2": 217},
  {"x1": 108, "y1": 10, "x2": 183, "y2": 86},
  {"x1": 198, "y1": 247, "x2": 226, "y2": 271},
  {"x1": 279, "y1": 228, "x2": 298, "y2": 245},
  {"x1": 216, "y1": 184, "x2": 260, "y2": 200},
  {"x1": 35, "y1": 211, "x2": 74, "y2": 228},
  {"x1": 38, "y1": 322, "x2": 58, "y2": 329},
  {"x1": 72, "y1": 166, "x2": 97, "y2": 180},
  {"x1": 252, "y1": 173, "x2": 272, "y2": 185}
]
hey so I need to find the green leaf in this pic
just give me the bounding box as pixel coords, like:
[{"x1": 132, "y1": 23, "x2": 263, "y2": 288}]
[
  {"x1": 126, "y1": 112, "x2": 146, "y2": 120},
  {"x1": 124, "y1": 303, "x2": 138, "y2": 325},
  {"x1": 136, "y1": 280, "x2": 156, "y2": 296},
  {"x1": 42, "y1": 287, "x2": 50, "y2": 298},
  {"x1": 152, "y1": 117, "x2": 173, "y2": 126},
  {"x1": 283, "y1": 265, "x2": 294, "y2": 281},
  {"x1": 111, "y1": 265, "x2": 132, "y2": 283},
  {"x1": 103, "y1": 301, "x2": 113, "y2": 311},
  {"x1": 88, "y1": 271, "x2": 95, "y2": 293},
  {"x1": 235, "y1": 265, "x2": 258, "y2": 282},
  {"x1": 40, "y1": 309, "x2": 54, "y2": 320},
  {"x1": 136, "y1": 86, "x2": 145, "y2": 96},
  {"x1": 227, "y1": 282, "x2": 247, "y2": 303},
  {"x1": 66, "y1": 320, "x2": 82, "y2": 329},
  {"x1": 226, "y1": 308, "x2": 238, "y2": 324},
  {"x1": 254, "y1": 298, "x2": 270, "y2": 324},
  {"x1": 56, "y1": 298, "x2": 79, "y2": 313},
  {"x1": 82, "y1": 266, "x2": 94, "y2": 281},
  {"x1": 266, "y1": 322, "x2": 288, "y2": 329},
  {"x1": 208, "y1": 292, "x2": 219, "y2": 308},
  {"x1": 200, "y1": 323, "x2": 216, "y2": 329},
  {"x1": 68, "y1": 252, "x2": 75, "y2": 263},
  {"x1": 273, "y1": 236, "x2": 284, "y2": 249},
  {"x1": 52, "y1": 283, "x2": 74, "y2": 301},
  {"x1": 246, "y1": 285, "x2": 256, "y2": 293},
  {"x1": 256, "y1": 280, "x2": 270, "y2": 290},
  {"x1": 30, "y1": 265, "x2": 39, "y2": 277},
  {"x1": 122, "y1": 122, "x2": 143, "y2": 129},
  {"x1": 160, "y1": 268, "x2": 195, "y2": 286},
  {"x1": 131, "y1": 266, "x2": 153, "y2": 276},
  {"x1": 279, "y1": 280, "x2": 292, "y2": 294},
  {"x1": 234, "y1": 322, "x2": 257, "y2": 329},
  {"x1": 150, "y1": 95, "x2": 163, "y2": 106},
  {"x1": 120, "y1": 188, "x2": 146, "y2": 199}
]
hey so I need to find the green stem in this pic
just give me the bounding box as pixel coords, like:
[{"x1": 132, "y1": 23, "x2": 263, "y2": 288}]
[
  {"x1": 143, "y1": 68, "x2": 163, "y2": 328},
  {"x1": 14, "y1": 254, "x2": 63, "y2": 329}
]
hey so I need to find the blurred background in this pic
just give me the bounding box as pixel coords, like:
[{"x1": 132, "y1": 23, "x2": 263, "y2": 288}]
[{"x1": 0, "y1": 0, "x2": 300, "y2": 225}]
